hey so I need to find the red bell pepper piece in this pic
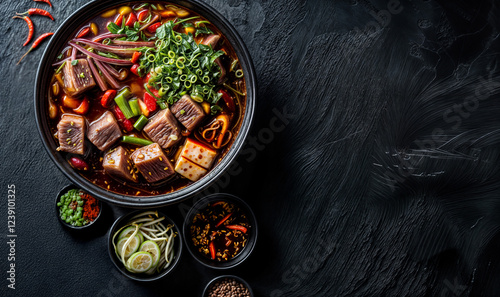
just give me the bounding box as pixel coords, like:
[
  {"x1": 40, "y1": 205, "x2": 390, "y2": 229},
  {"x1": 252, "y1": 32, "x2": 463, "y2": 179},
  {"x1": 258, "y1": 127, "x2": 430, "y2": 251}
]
[
  {"x1": 73, "y1": 97, "x2": 90, "y2": 115},
  {"x1": 215, "y1": 213, "x2": 232, "y2": 227},
  {"x1": 137, "y1": 10, "x2": 150, "y2": 22},
  {"x1": 114, "y1": 14, "x2": 123, "y2": 26},
  {"x1": 131, "y1": 51, "x2": 141, "y2": 64},
  {"x1": 209, "y1": 241, "x2": 216, "y2": 260},
  {"x1": 130, "y1": 64, "x2": 140, "y2": 76},
  {"x1": 147, "y1": 22, "x2": 161, "y2": 33},
  {"x1": 125, "y1": 12, "x2": 137, "y2": 27},
  {"x1": 226, "y1": 225, "x2": 247, "y2": 234},
  {"x1": 218, "y1": 89, "x2": 235, "y2": 112},
  {"x1": 143, "y1": 92, "x2": 157, "y2": 113},
  {"x1": 101, "y1": 89, "x2": 117, "y2": 108}
]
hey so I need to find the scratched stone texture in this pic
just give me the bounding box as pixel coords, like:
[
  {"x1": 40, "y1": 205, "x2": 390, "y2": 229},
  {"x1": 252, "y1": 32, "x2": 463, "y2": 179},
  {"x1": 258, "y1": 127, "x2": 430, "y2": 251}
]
[{"x1": 1, "y1": 0, "x2": 500, "y2": 296}]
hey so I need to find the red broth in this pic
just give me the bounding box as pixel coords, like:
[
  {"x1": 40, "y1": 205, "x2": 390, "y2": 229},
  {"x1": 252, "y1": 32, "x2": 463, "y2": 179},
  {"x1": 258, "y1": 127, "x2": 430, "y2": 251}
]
[{"x1": 48, "y1": 2, "x2": 246, "y2": 196}]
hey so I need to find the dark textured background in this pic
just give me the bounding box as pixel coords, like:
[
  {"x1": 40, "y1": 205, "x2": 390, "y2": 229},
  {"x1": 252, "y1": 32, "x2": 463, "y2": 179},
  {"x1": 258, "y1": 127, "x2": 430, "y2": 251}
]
[{"x1": 1, "y1": 0, "x2": 500, "y2": 296}]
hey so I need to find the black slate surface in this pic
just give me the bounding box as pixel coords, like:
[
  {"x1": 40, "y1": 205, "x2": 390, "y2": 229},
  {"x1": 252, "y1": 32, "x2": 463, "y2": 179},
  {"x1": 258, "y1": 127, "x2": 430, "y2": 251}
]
[{"x1": 1, "y1": 0, "x2": 500, "y2": 296}]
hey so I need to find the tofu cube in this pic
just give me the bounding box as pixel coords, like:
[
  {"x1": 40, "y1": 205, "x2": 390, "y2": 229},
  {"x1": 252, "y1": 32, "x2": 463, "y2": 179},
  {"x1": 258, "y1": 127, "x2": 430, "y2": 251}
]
[
  {"x1": 175, "y1": 156, "x2": 207, "y2": 182},
  {"x1": 180, "y1": 139, "x2": 217, "y2": 169}
]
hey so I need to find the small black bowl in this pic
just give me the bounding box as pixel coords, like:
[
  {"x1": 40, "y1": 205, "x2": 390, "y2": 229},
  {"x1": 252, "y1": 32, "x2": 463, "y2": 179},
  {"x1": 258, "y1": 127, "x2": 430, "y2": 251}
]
[
  {"x1": 183, "y1": 193, "x2": 258, "y2": 269},
  {"x1": 107, "y1": 210, "x2": 183, "y2": 281},
  {"x1": 56, "y1": 184, "x2": 103, "y2": 231},
  {"x1": 203, "y1": 275, "x2": 254, "y2": 297}
]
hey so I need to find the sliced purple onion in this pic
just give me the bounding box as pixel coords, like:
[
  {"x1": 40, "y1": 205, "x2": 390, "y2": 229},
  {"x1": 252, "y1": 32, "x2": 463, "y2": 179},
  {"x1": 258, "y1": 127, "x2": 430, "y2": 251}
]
[
  {"x1": 71, "y1": 46, "x2": 77, "y2": 61},
  {"x1": 73, "y1": 38, "x2": 138, "y2": 56},
  {"x1": 92, "y1": 33, "x2": 126, "y2": 42},
  {"x1": 87, "y1": 57, "x2": 108, "y2": 92},
  {"x1": 100, "y1": 62, "x2": 121, "y2": 79},
  {"x1": 69, "y1": 42, "x2": 133, "y2": 66},
  {"x1": 94, "y1": 59, "x2": 121, "y2": 89}
]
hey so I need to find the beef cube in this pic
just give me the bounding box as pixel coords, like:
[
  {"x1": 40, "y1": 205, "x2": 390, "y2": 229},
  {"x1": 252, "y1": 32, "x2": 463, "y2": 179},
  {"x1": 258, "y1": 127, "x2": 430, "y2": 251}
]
[
  {"x1": 143, "y1": 108, "x2": 181, "y2": 149},
  {"x1": 175, "y1": 156, "x2": 207, "y2": 182},
  {"x1": 103, "y1": 146, "x2": 137, "y2": 183},
  {"x1": 62, "y1": 58, "x2": 96, "y2": 97},
  {"x1": 131, "y1": 143, "x2": 175, "y2": 183},
  {"x1": 201, "y1": 34, "x2": 220, "y2": 49},
  {"x1": 180, "y1": 138, "x2": 217, "y2": 169},
  {"x1": 57, "y1": 114, "x2": 86, "y2": 155},
  {"x1": 170, "y1": 95, "x2": 206, "y2": 131},
  {"x1": 87, "y1": 111, "x2": 122, "y2": 151}
]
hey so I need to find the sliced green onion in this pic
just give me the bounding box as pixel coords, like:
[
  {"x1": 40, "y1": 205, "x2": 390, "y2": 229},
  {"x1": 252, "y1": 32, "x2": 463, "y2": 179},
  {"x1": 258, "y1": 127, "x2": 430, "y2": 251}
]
[
  {"x1": 122, "y1": 136, "x2": 153, "y2": 146},
  {"x1": 133, "y1": 115, "x2": 149, "y2": 131},
  {"x1": 176, "y1": 59, "x2": 185, "y2": 69},
  {"x1": 235, "y1": 69, "x2": 244, "y2": 78},
  {"x1": 190, "y1": 59, "x2": 199, "y2": 68},
  {"x1": 158, "y1": 87, "x2": 166, "y2": 96},
  {"x1": 129, "y1": 99, "x2": 141, "y2": 117},
  {"x1": 55, "y1": 61, "x2": 66, "y2": 74},
  {"x1": 191, "y1": 94, "x2": 203, "y2": 103},
  {"x1": 158, "y1": 101, "x2": 168, "y2": 109},
  {"x1": 114, "y1": 88, "x2": 134, "y2": 119}
]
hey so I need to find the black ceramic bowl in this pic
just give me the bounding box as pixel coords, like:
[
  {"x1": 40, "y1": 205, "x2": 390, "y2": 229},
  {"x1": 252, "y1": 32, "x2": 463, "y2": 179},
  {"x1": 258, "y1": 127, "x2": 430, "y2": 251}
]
[
  {"x1": 203, "y1": 275, "x2": 254, "y2": 297},
  {"x1": 56, "y1": 184, "x2": 103, "y2": 231},
  {"x1": 35, "y1": 0, "x2": 256, "y2": 208},
  {"x1": 183, "y1": 193, "x2": 257, "y2": 269},
  {"x1": 107, "y1": 210, "x2": 182, "y2": 281}
]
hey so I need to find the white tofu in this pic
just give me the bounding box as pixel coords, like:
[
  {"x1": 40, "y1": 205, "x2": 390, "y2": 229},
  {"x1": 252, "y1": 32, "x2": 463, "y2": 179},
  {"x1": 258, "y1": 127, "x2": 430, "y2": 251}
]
[
  {"x1": 180, "y1": 139, "x2": 217, "y2": 169},
  {"x1": 175, "y1": 156, "x2": 207, "y2": 182}
]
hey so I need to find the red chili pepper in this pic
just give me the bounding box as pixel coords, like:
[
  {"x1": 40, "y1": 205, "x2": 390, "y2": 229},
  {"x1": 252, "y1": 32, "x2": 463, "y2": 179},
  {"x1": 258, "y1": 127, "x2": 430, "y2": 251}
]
[
  {"x1": 209, "y1": 241, "x2": 216, "y2": 260},
  {"x1": 77, "y1": 27, "x2": 91, "y2": 38},
  {"x1": 17, "y1": 32, "x2": 53, "y2": 64},
  {"x1": 34, "y1": 0, "x2": 52, "y2": 7},
  {"x1": 146, "y1": 22, "x2": 161, "y2": 33},
  {"x1": 218, "y1": 89, "x2": 235, "y2": 112},
  {"x1": 215, "y1": 213, "x2": 232, "y2": 228},
  {"x1": 143, "y1": 92, "x2": 157, "y2": 112},
  {"x1": 101, "y1": 89, "x2": 117, "y2": 108},
  {"x1": 114, "y1": 105, "x2": 126, "y2": 121},
  {"x1": 131, "y1": 51, "x2": 141, "y2": 64},
  {"x1": 17, "y1": 8, "x2": 54, "y2": 21},
  {"x1": 12, "y1": 16, "x2": 34, "y2": 47},
  {"x1": 130, "y1": 64, "x2": 140, "y2": 76},
  {"x1": 122, "y1": 119, "x2": 134, "y2": 132},
  {"x1": 125, "y1": 12, "x2": 137, "y2": 27},
  {"x1": 114, "y1": 14, "x2": 124, "y2": 26},
  {"x1": 137, "y1": 10, "x2": 150, "y2": 22},
  {"x1": 113, "y1": 106, "x2": 134, "y2": 132},
  {"x1": 226, "y1": 225, "x2": 247, "y2": 234}
]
